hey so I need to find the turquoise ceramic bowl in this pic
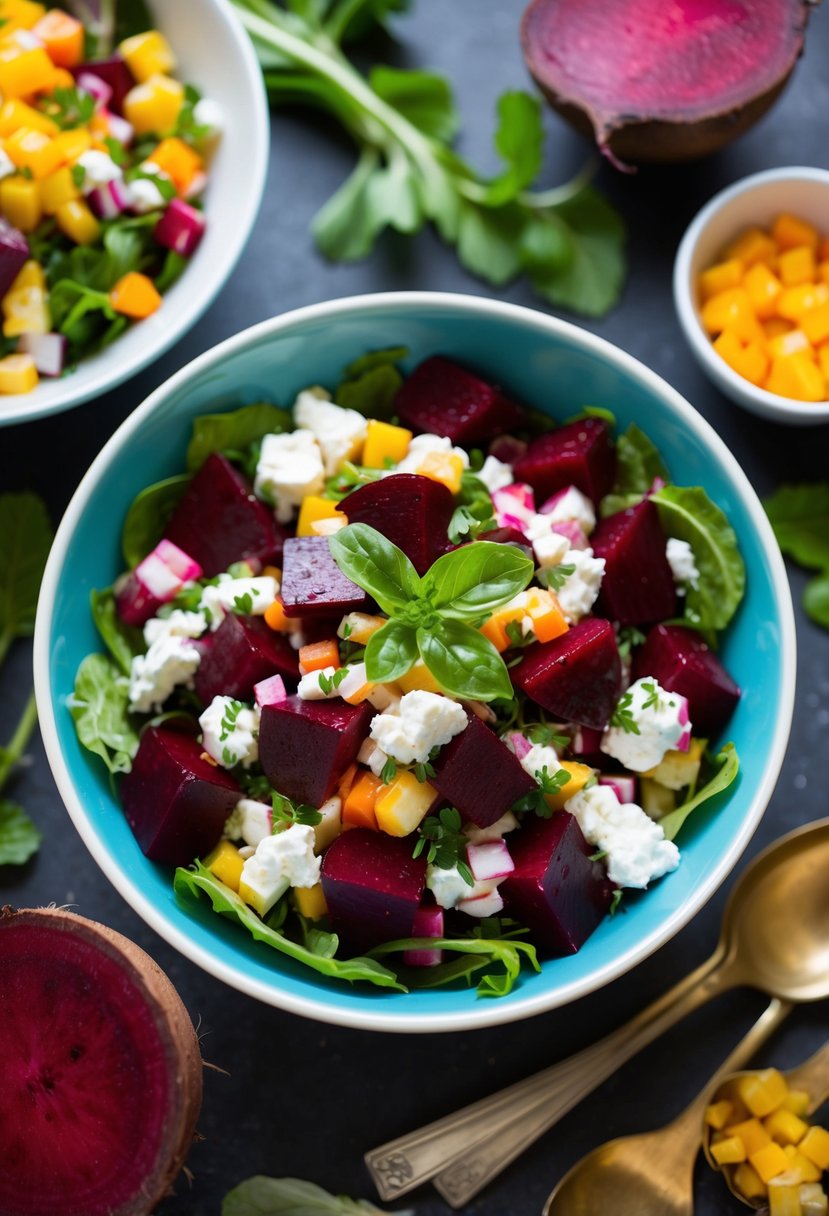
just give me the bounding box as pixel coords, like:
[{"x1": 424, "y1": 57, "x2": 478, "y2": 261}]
[{"x1": 34, "y1": 293, "x2": 796, "y2": 1032}]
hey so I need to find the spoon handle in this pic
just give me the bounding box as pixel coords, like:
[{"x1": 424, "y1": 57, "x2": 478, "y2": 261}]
[{"x1": 365, "y1": 943, "x2": 733, "y2": 1204}]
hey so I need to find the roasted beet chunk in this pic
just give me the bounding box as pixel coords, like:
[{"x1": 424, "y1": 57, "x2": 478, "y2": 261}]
[
  {"x1": 163, "y1": 453, "x2": 287, "y2": 577},
  {"x1": 393, "y1": 355, "x2": 527, "y2": 444},
  {"x1": 120, "y1": 727, "x2": 240, "y2": 866},
  {"x1": 591, "y1": 498, "x2": 676, "y2": 625},
  {"x1": 513, "y1": 417, "x2": 615, "y2": 503},
  {"x1": 0, "y1": 218, "x2": 29, "y2": 298},
  {"x1": 501, "y1": 812, "x2": 614, "y2": 954},
  {"x1": 194, "y1": 614, "x2": 299, "y2": 704},
  {"x1": 321, "y1": 829, "x2": 427, "y2": 954},
  {"x1": 259, "y1": 696, "x2": 373, "y2": 806},
  {"x1": 512, "y1": 618, "x2": 622, "y2": 728},
  {"x1": 632, "y1": 624, "x2": 741, "y2": 736},
  {"x1": 280, "y1": 535, "x2": 369, "y2": 618},
  {"x1": 433, "y1": 714, "x2": 536, "y2": 827},
  {"x1": 341, "y1": 473, "x2": 453, "y2": 575},
  {"x1": 73, "y1": 55, "x2": 135, "y2": 113}
]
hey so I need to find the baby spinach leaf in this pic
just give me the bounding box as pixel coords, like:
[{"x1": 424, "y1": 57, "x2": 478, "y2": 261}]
[
  {"x1": 342, "y1": 346, "x2": 408, "y2": 378},
  {"x1": 804, "y1": 572, "x2": 829, "y2": 629},
  {"x1": 659, "y1": 743, "x2": 740, "y2": 842},
  {"x1": 222, "y1": 1175, "x2": 396, "y2": 1215},
  {"x1": 764, "y1": 483, "x2": 829, "y2": 572},
  {"x1": 364, "y1": 618, "x2": 418, "y2": 683},
  {"x1": 329, "y1": 523, "x2": 420, "y2": 613},
  {"x1": 90, "y1": 589, "x2": 144, "y2": 676},
  {"x1": 614, "y1": 424, "x2": 668, "y2": 497},
  {"x1": 186, "y1": 402, "x2": 292, "y2": 472},
  {"x1": 0, "y1": 800, "x2": 42, "y2": 866},
  {"x1": 417, "y1": 619, "x2": 512, "y2": 702},
  {"x1": 0, "y1": 492, "x2": 53, "y2": 664},
  {"x1": 653, "y1": 486, "x2": 745, "y2": 632},
  {"x1": 70, "y1": 654, "x2": 139, "y2": 774},
  {"x1": 335, "y1": 361, "x2": 402, "y2": 420},
  {"x1": 428, "y1": 540, "x2": 533, "y2": 620},
  {"x1": 121, "y1": 473, "x2": 191, "y2": 568}
]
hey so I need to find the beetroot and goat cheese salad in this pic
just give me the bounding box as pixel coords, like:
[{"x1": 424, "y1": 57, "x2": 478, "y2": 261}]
[{"x1": 72, "y1": 349, "x2": 744, "y2": 996}]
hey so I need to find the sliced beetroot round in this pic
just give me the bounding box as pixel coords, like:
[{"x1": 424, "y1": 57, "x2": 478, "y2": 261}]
[
  {"x1": 0, "y1": 907, "x2": 202, "y2": 1216},
  {"x1": 521, "y1": 0, "x2": 811, "y2": 167}
]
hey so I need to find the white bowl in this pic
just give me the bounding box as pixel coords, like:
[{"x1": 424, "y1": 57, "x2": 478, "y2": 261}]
[
  {"x1": 0, "y1": 0, "x2": 269, "y2": 428},
  {"x1": 674, "y1": 167, "x2": 829, "y2": 427}
]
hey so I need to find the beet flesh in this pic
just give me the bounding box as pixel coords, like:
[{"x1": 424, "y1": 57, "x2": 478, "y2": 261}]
[
  {"x1": 513, "y1": 418, "x2": 615, "y2": 505},
  {"x1": 393, "y1": 355, "x2": 527, "y2": 445},
  {"x1": 521, "y1": 0, "x2": 811, "y2": 167},
  {"x1": 591, "y1": 498, "x2": 677, "y2": 626},
  {"x1": 512, "y1": 617, "x2": 622, "y2": 728},
  {"x1": 73, "y1": 55, "x2": 135, "y2": 114},
  {"x1": 633, "y1": 623, "x2": 741, "y2": 735},
  {"x1": 194, "y1": 613, "x2": 299, "y2": 704},
  {"x1": 280, "y1": 534, "x2": 369, "y2": 618},
  {"x1": 341, "y1": 473, "x2": 454, "y2": 575},
  {"x1": 0, "y1": 218, "x2": 30, "y2": 298},
  {"x1": 120, "y1": 726, "x2": 240, "y2": 866},
  {"x1": 320, "y1": 829, "x2": 427, "y2": 954},
  {"x1": 433, "y1": 714, "x2": 536, "y2": 827},
  {"x1": 259, "y1": 696, "x2": 373, "y2": 806},
  {"x1": 501, "y1": 812, "x2": 614, "y2": 954},
  {"x1": 163, "y1": 453, "x2": 286, "y2": 577}
]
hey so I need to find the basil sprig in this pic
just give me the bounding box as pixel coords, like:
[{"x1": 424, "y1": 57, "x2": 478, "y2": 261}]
[{"x1": 328, "y1": 524, "x2": 533, "y2": 701}]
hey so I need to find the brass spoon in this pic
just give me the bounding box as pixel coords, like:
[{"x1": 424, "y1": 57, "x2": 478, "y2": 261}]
[
  {"x1": 366, "y1": 818, "x2": 829, "y2": 1208},
  {"x1": 542, "y1": 997, "x2": 792, "y2": 1216}
]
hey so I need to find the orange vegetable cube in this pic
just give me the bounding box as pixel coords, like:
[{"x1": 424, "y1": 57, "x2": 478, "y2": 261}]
[
  {"x1": 819, "y1": 346, "x2": 829, "y2": 382},
  {"x1": 298, "y1": 639, "x2": 340, "y2": 675},
  {"x1": 705, "y1": 1100, "x2": 735, "y2": 1131},
  {"x1": 0, "y1": 44, "x2": 56, "y2": 97},
  {"x1": 749, "y1": 1141, "x2": 791, "y2": 1183},
  {"x1": 0, "y1": 97, "x2": 57, "y2": 136},
  {"x1": 743, "y1": 261, "x2": 782, "y2": 319},
  {"x1": 293, "y1": 882, "x2": 328, "y2": 920},
  {"x1": 732, "y1": 1162, "x2": 766, "y2": 1201},
  {"x1": 0, "y1": 351, "x2": 37, "y2": 392},
  {"x1": 764, "y1": 1108, "x2": 810, "y2": 1147},
  {"x1": 0, "y1": 0, "x2": 45, "y2": 29},
  {"x1": 778, "y1": 244, "x2": 817, "y2": 288},
  {"x1": 0, "y1": 174, "x2": 41, "y2": 230},
  {"x1": 768, "y1": 329, "x2": 812, "y2": 359},
  {"x1": 5, "y1": 126, "x2": 62, "y2": 179},
  {"x1": 362, "y1": 418, "x2": 412, "y2": 467},
  {"x1": 55, "y1": 198, "x2": 100, "y2": 245},
  {"x1": 374, "y1": 771, "x2": 436, "y2": 836},
  {"x1": 33, "y1": 9, "x2": 84, "y2": 67},
  {"x1": 725, "y1": 226, "x2": 777, "y2": 266},
  {"x1": 50, "y1": 126, "x2": 92, "y2": 163},
  {"x1": 818, "y1": 260, "x2": 829, "y2": 286},
  {"x1": 766, "y1": 352, "x2": 826, "y2": 402},
  {"x1": 264, "y1": 597, "x2": 289, "y2": 632},
  {"x1": 699, "y1": 257, "x2": 744, "y2": 301},
  {"x1": 545, "y1": 761, "x2": 593, "y2": 810},
  {"x1": 524, "y1": 587, "x2": 569, "y2": 644},
  {"x1": 415, "y1": 449, "x2": 465, "y2": 494},
  {"x1": 700, "y1": 287, "x2": 764, "y2": 343},
  {"x1": 776, "y1": 283, "x2": 829, "y2": 323},
  {"x1": 799, "y1": 1126, "x2": 829, "y2": 1170},
  {"x1": 337, "y1": 763, "x2": 358, "y2": 802},
  {"x1": 2, "y1": 284, "x2": 49, "y2": 337},
  {"x1": 119, "y1": 30, "x2": 176, "y2": 83},
  {"x1": 296, "y1": 494, "x2": 343, "y2": 538},
  {"x1": 710, "y1": 1136, "x2": 747, "y2": 1166},
  {"x1": 123, "y1": 73, "x2": 183, "y2": 135},
  {"x1": 337, "y1": 612, "x2": 386, "y2": 645},
  {"x1": 782, "y1": 1145, "x2": 822, "y2": 1183},
  {"x1": 39, "y1": 164, "x2": 78, "y2": 214},
  {"x1": 396, "y1": 660, "x2": 443, "y2": 695},
  {"x1": 726, "y1": 1118, "x2": 772, "y2": 1157},
  {"x1": 108, "y1": 271, "x2": 162, "y2": 318},
  {"x1": 764, "y1": 317, "x2": 794, "y2": 340},
  {"x1": 713, "y1": 329, "x2": 769, "y2": 387},
  {"x1": 342, "y1": 770, "x2": 383, "y2": 830},
  {"x1": 801, "y1": 303, "x2": 829, "y2": 346},
  {"x1": 772, "y1": 212, "x2": 820, "y2": 252},
  {"x1": 204, "y1": 840, "x2": 244, "y2": 892},
  {"x1": 149, "y1": 135, "x2": 204, "y2": 194}
]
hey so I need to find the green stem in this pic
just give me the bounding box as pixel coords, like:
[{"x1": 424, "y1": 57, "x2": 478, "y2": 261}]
[
  {"x1": 0, "y1": 690, "x2": 38, "y2": 795},
  {"x1": 0, "y1": 626, "x2": 12, "y2": 670}
]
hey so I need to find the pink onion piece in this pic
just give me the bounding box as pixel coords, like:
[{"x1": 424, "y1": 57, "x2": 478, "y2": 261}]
[
  {"x1": 87, "y1": 179, "x2": 130, "y2": 219},
  {"x1": 154, "y1": 199, "x2": 206, "y2": 257},
  {"x1": 403, "y1": 904, "x2": 444, "y2": 967},
  {"x1": 17, "y1": 332, "x2": 66, "y2": 377},
  {"x1": 599, "y1": 774, "x2": 637, "y2": 803},
  {"x1": 254, "y1": 673, "x2": 287, "y2": 710},
  {"x1": 76, "y1": 71, "x2": 112, "y2": 110}
]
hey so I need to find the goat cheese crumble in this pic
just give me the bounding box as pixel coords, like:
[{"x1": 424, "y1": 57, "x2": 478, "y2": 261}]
[
  {"x1": 370, "y1": 690, "x2": 468, "y2": 765},
  {"x1": 565, "y1": 784, "x2": 680, "y2": 889}
]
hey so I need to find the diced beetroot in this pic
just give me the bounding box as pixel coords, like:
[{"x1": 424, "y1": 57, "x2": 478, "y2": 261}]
[
  {"x1": 632, "y1": 623, "x2": 741, "y2": 735},
  {"x1": 404, "y1": 904, "x2": 444, "y2": 967},
  {"x1": 432, "y1": 714, "x2": 536, "y2": 827},
  {"x1": 163, "y1": 452, "x2": 287, "y2": 577},
  {"x1": 0, "y1": 217, "x2": 29, "y2": 298},
  {"x1": 76, "y1": 70, "x2": 112, "y2": 109},
  {"x1": 489, "y1": 434, "x2": 527, "y2": 464},
  {"x1": 73, "y1": 55, "x2": 134, "y2": 113},
  {"x1": 120, "y1": 726, "x2": 240, "y2": 866},
  {"x1": 115, "y1": 539, "x2": 202, "y2": 627},
  {"x1": 341, "y1": 473, "x2": 453, "y2": 576},
  {"x1": 592, "y1": 498, "x2": 676, "y2": 625},
  {"x1": 194, "y1": 614, "x2": 299, "y2": 704},
  {"x1": 476, "y1": 526, "x2": 533, "y2": 560},
  {"x1": 393, "y1": 356, "x2": 527, "y2": 445},
  {"x1": 320, "y1": 829, "x2": 427, "y2": 954},
  {"x1": 571, "y1": 724, "x2": 605, "y2": 756},
  {"x1": 501, "y1": 811, "x2": 615, "y2": 954},
  {"x1": 259, "y1": 696, "x2": 373, "y2": 806},
  {"x1": 17, "y1": 332, "x2": 66, "y2": 377},
  {"x1": 253, "y1": 673, "x2": 287, "y2": 709},
  {"x1": 154, "y1": 199, "x2": 206, "y2": 257},
  {"x1": 513, "y1": 417, "x2": 615, "y2": 503},
  {"x1": 280, "y1": 535, "x2": 369, "y2": 618},
  {"x1": 512, "y1": 618, "x2": 623, "y2": 729}
]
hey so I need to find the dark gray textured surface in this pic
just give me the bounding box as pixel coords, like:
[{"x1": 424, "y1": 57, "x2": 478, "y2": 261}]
[{"x1": 2, "y1": 3, "x2": 829, "y2": 1212}]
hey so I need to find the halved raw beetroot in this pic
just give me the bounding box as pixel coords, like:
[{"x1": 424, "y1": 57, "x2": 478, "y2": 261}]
[
  {"x1": 512, "y1": 417, "x2": 615, "y2": 504},
  {"x1": 591, "y1": 498, "x2": 676, "y2": 625},
  {"x1": 632, "y1": 623, "x2": 741, "y2": 735},
  {"x1": 0, "y1": 906, "x2": 202, "y2": 1216},
  {"x1": 280, "y1": 535, "x2": 369, "y2": 618},
  {"x1": 512, "y1": 617, "x2": 622, "y2": 728},
  {"x1": 163, "y1": 453, "x2": 287, "y2": 577},
  {"x1": 320, "y1": 828, "x2": 427, "y2": 954},
  {"x1": 259, "y1": 696, "x2": 373, "y2": 806},
  {"x1": 433, "y1": 714, "x2": 536, "y2": 827},
  {"x1": 501, "y1": 811, "x2": 614, "y2": 954},
  {"x1": 393, "y1": 356, "x2": 527, "y2": 444},
  {"x1": 521, "y1": 0, "x2": 811, "y2": 168},
  {"x1": 341, "y1": 473, "x2": 453, "y2": 575},
  {"x1": 194, "y1": 613, "x2": 299, "y2": 704},
  {"x1": 120, "y1": 726, "x2": 240, "y2": 865}
]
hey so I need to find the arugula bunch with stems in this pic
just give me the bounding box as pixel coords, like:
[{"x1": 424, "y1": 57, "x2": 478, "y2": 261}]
[{"x1": 230, "y1": 0, "x2": 626, "y2": 317}]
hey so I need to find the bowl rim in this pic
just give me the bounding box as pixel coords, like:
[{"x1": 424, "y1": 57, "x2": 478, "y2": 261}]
[
  {"x1": 33, "y1": 290, "x2": 797, "y2": 1032},
  {"x1": 0, "y1": 0, "x2": 270, "y2": 429},
  {"x1": 673, "y1": 165, "x2": 829, "y2": 425}
]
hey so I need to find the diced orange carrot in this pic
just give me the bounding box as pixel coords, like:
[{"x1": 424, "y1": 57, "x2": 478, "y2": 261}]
[
  {"x1": 149, "y1": 136, "x2": 203, "y2": 194},
  {"x1": 108, "y1": 271, "x2": 162, "y2": 319},
  {"x1": 264, "y1": 596, "x2": 289, "y2": 631},
  {"x1": 342, "y1": 771, "x2": 382, "y2": 830},
  {"x1": 33, "y1": 9, "x2": 85, "y2": 67},
  {"x1": 298, "y1": 639, "x2": 340, "y2": 674}
]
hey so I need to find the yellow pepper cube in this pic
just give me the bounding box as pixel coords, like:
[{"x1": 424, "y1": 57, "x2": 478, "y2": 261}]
[
  {"x1": 783, "y1": 1146, "x2": 822, "y2": 1184},
  {"x1": 123, "y1": 74, "x2": 184, "y2": 136},
  {"x1": 55, "y1": 198, "x2": 101, "y2": 245},
  {"x1": 767, "y1": 1180, "x2": 807, "y2": 1216},
  {"x1": 699, "y1": 257, "x2": 744, "y2": 301},
  {"x1": 5, "y1": 126, "x2": 63, "y2": 179},
  {"x1": 50, "y1": 126, "x2": 92, "y2": 164},
  {"x1": 766, "y1": 352, "x2": 826, "y2": 403},
  {"x1": 119, "y1": 30, "x2": 177, "y2": 82},
  {"x1": 296, "y1": 495, "x2": 344, "y2": 537},
  {"x1": 779, "y1": 244, "x2": 817, "y2": 288},
  {"x1": 727, "y1": 1118, "x2": 773, "y2": 1157},
  {"x1": 39, "y1": 164, "x2": 79, "y2": 214},
  {"x1": 0, "y1": 44, "x2": 56, "y2": 96},
  {"x1": 725, "y1": 226, "x2": 777, "y2": 266},
  {"x1": 204, "y1": 840, "x2": 245, "y2": 892},
  {"x1": 710, "y1": 1136, "x2": 747, "y2": 1166},
  {"x1": 732, "y1": 1162, "x2": 766, "y2": 1201},
  {"x1": 819, "y1": 260, "x2": 829, "y2": 286},
  {"x1": 764, "y1": 317, "x2": 794, "y2": 340},
  {"x1": 750, "y1": 1141, "x2": 795, "y2": 1184},
  {"x1": 2, "y1": 285, "x2": 50, "y2": 337},
  {"x1": 337, "y1": 612, "x2": 386, "y2": 645},
  {"x1": 801, "y1": 303, "x2": 829, "y2": 347},
  {"x1": 396, "y1": 660, "x2": 443, "y2": 695},
  {"x1": 772, "y1": 212, "x2": 820, "y2": 252},
  {"x1": 713, "y1": 328, "x2": 770, "y2": 387},
  {"x1": 0, "y1": 174, "x2": 41, "y2": 230},
  {"x1": 149, "y1": 135, "x2": 203, "y2": 194},
  {"x1": 642, "y1": 738, "x2": 704, "y2": 791},
  {"x1": 769, "y1": 329, "x2": 812, "y2": 360},
  {"x1": 7, "y1": 258, "x2": 44, "y2": 293},
  {"x1": 799, "y1": 1127, "x2": 829, "y2": 1170},
  {"x1": 700, "y1": 287, "x2": 765, "y2": 343},
  {"x1": 0, "y1": 0, "x2": 45, "y2": 29},
  {"x1": 743, "y1": 261, "x2": 783, "y2": 319},
  {"x1": 416, "y1": 449, "x2": 465, "y2": 494},
  {"x1": 783, "y1": 1091, "x2": 812, "y2": 1118},
  {"x1": 777, "y1": 283, "x2": 829, "y2": 323},
  {"x1": 0, "y1": 351, "x2": 37, "y2": 393},
  {"x1": 374, "y1": 771, "x2": 436, "y2": 837},
  {"x1": 524, "y1": 587, "x2": 569, "y2": 644},
  {"x1": 362, "y1": 417, "x2": 412, "y2": 467},
  {"x1": 738, "y1": 1069, "x2": 792, "y2": 1119},
  {"x1": 705, "y1": 1099, "x2": 735, "y2": 1131},
  {"x1": 0, "y1": 97, "x2": 57, "y2": 136},
  {"x1": 820, "y1": 346, "x2": 829, "y2": 383},
  {"x1": 293, "y1": 882, "x2": 328, "y2": 920},
  {"x1": 765, "y1": 1108, "x2": 810, "y2": 1147},
  {"x1": 545, "y1": 761, "x2": 594, "y2": 811}
]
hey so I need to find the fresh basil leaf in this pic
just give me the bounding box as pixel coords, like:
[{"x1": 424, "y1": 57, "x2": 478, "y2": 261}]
[
  {"x1": 121, "y1": 473, "x2": 191, "y2": 568},
  {"x1": 530, "y1": 185, "x2": 626, "y2": 318},
  {"x1": 222, "y1": 1174, "x2": 396, "y2": 1215},
  {"x1": 335, "y1": 362, "x2": 402, "y2": 420},
  {"x1": 186, "y1": 402, "x2": 292, "y2": 472},
  {"x1": 764, "y1": 483, "x2": 829, "y2": 572},
  {"x1": 659, "y1": 743, "x2": 739, "y2": 842},
  {"x1": 804, "y1": 572, "x2": 829, "y2": 629},
  {"x1": 370, "y1": 64, "x2": 458, "y2": 143},
  {"x1": 428, "y1": 541, "x2": 533, "y2": 619},
  {"x1": 483, "y1": 91, "x2": 544, "y2": 206},
  {"x1": 0, "y1": 800, "x2": 42, "y2": 865},
  {"x1": 90, "y1": 589, "x2": 144, "y2": 676},
  {"x1": 613, "y1": 423, "x2": 668, "y2": 496},
  {"x1": 417, "y1": 619, "x2": 513, "y2": 701},
  {"x1": 70, "y1": 654, "x2": 139, "y2": 774},
  {"x1": 328, "y1": 523, "x2": 420, "y2": 613},
  {"x1": 653, "y1": 486, "x2": 745, "y2": 632},
  {"x1": 364, "y1": 619, "x2": 418, "y2": 682},
  {"x1": 0, "y1": 493, "x2": 53, "y2": 654}
]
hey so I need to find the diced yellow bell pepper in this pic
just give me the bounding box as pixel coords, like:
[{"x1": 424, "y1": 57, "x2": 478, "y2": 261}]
[
  {"x1": 819, "y1": 261, "x2": 829, "y2": 287},
  {"x1": 7, "y1": 258, "x2": 43, "y2": 293},
  {"x1": 726, "y1": 1118, "x2": 773, "y2": 1157},
  {"x1": 750, "y1": 1141, "x2": 792, "y2": 1184},
  {"x1": 119, "y1": 30, "x2": 177, "y2": 83},
  {"x1": 50, "y1": 126, "x2": 92, "y2": 164},
  {"x1": 149, "y1": 135, "x2": 203, "y2": 194},
  {"x1": 713, "y1": 329, "x2": 770, "y2": 388},
  {"x1": 362, "y1": 418, "x2": 412, "y2": 467},
  {"x1": 801, "y1": 303, "x2": 829, "y2": 347},
  {"x1": 544, "y1": 761, "x2": 593, "y2": 811},
  {"x1": 0, "y1": 97, "x2": 57, "y2": 137},
  {"x1": 0, "y1": 0, "x2": 45, "y2": 31},
  {"x1": 779, "y1": 245, "x2": 817, "y2": 288},
  {"x1": 799, "y1": 1127, "x2": 829, "y2": 1170},
  {"x1": 415, "y1": 449, "x2": 465, "y2": 494},
  {"x1": 0, "y1": 351, "x2": 37, "y2": 393},
  {"x1": 768, "y1": 329, "x2": 812, "y2": 360},
  {"x1": 738, "y1": 1069, "x2": 790, "y2": 1119},
  {"x1": 725, "y1": 225, "x2": 777, "y2": 266},
  {"x1": 820, "y1": 346, "x2": 829, "y2": 383},
  {"x1": 764, "y1": 317, "x2": 793, "y2": 340},
  {"x1": 782, "y1": 1146, "x2": 822, "y2": 1184},
  {"x1": 296, "y1": 494, "x2": 344, "y2": 537},
  {"x1": 337, "y1": 612, "x2": 386, "y2": 645},
  {"x1": 374, "y1": 770, "x2": 436, "y2": 836},
  {"x1": 123, "y1": 74, "x2": 184, "y2": 136},
  {"x1": 4, "y1": 126, "x2": 63, "y2": 179},
  {"x1": 732, "y1": 1162, "x2": 766, "y2": 1202},
  {"x1": 642, "y1": 738, "x2": 704, "y2": 791},
  {"x1": 0, "y1": 43, "x2": 56, "y2": 97},
  {"x1": 772, "y1": 212, "x2": 820, "y2": 252},
  {"x1": 32, "y1": 9, "x2": 85, "y2": 68},
  {"x1": 705, "y1": 1099, "x2": 735, "y2": 1130},
  {"x1": 765, "y1": 1108, "x2": 810, "y2": 1147},
  {"x1": 710, "y1": 1136, "x2": 748, "y2": 1166},
  {"x1": 766, "y1": 352, "x2": 826, "y2": 403},
  {"x1": 55, "y1": 198, "x2": 100, "y2": 245},
  {"x1": 293, "y1": 882, "x2": 328, "y2": 920},
  {"x1": 396, "y1": 660, "x2": 444, "y2": 695},
  {"x1": 767, "y1": 1180, "x2": 805, "y2": 1216},
  {"x1": 699, "y1": 258, "x2": 744, "y2": 301},
  {"x1": 2, "y1": 284, "x2": 50, "y2": 337},
  {"x1": 39, "y1": 164, "x2": 79, "y2": 214},
  {"x1": 700, "y1": 287, "x2": 765, "y2": 344},
  {"x1": 784, "y1": 1091, "x2": 812, "y2": 1118},
  {"x1": 743, "y1": 261, "x2": 783, "y2": 319},
  {"x1": 204, "y1": 840, "x2": 245, "y2": 892},
  {"x1": 0, "y1": 174, "x2": 41, "y2": 230}
]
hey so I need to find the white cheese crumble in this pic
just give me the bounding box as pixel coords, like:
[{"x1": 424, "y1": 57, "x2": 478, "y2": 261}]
[
  {"x1": 370, "y1": 690, "x2": 468, "y2": 765},
  {"x1": 239, "y1": 823, "x2": 321, "y2": 914},
  {"x1": 464, "y1": 811, "x2": 519, "y2": 845},
  {"x1": 254, "y1": 428, "x2": 325, "y2": 523},
  {"x1": 199, "y1": 574, "x2": 279, "y2": 631},
  {"x1": 77, "y1": 149, "x2": 122, "y2": 190},
  {"x1": 666, "y1": 537, "x2": 700, "y2": 592},
  {"x1": 396, "y1": 432, "x2": 470, "y2": 474},
  {"x1": 297, "y1": 666, "x2": 339, "y2": 700},
  {"x1": 476, "y1": 454, "x2": 514, "y2": 493},
  {"x1": 517, "y1": 740, "x2": 560, "y2": 781},
  {"x1": 224, "y1": 798, "x2": 272, "y2": 847},
  {"x1": 555, "y1": 548, "x2": 605, "y2": 623},
  {"x1": 542, "y1": 486, "x2": 596, "y2": 535},
  {"x1": 143, "y1": 608, "x2": 208, "y2": 646},
  {"x1": 199, "y1": 696, "x2": 260, "y2": 769},
  {"x1": 565, "y1": 784, "x2": 680, "y2": 889},
  {"x1": 128, "y1": 634, "x2": 200, "y2": 713},
  {"x1": 427, "y1": 865, "x2": 501, "y2": 912},
  {"x1": 524, "y1": 513, "x2": 572, "y2": 570},
  {"x1": 125, "y1": 177, "x2": 166, "y2": 213},
  {"x1": 601, "y1": 677, "x2": 691, "y2": 772},
  {"x1": 293, "y1": 387, "x2": 368, "y2": 476}
]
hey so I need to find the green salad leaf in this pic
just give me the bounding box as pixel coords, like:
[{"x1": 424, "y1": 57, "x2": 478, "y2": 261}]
[
  {"x1": 764, "y1": 484, "x2": 829, "y2": 629},
  {"x1": 448, "y1": 472, "x2": 496, "y2": 544},
  {"x1": 335, "y1": 361, "x2": 403, "y2": 420},
  {"x1": 121, "y1": 474, "x2": 191, "y2": 568},
  {"x1": 186, "y1": 402, "x2": 293, "y2": 472},
  {"x1": 658, "y1": 743, "x2": 740, "y2": 843},
  {"x1": 0, "y1": 800, "x2": 43, "y2": 866},
  {"x1": 0, "y1": 492, "x2": 54, "y2": 664},
  {"x1": 429, "y1": 540, "x2": 532, "y2": 619},
  {"x1": 90, "y1": 589, "x2": 144, "y2": 676},
  {"x1": 222, "y1": 1175, "x2": 398, "y2": 1215},
  {"x1": 803, "y1": 573, "x2": 829, "y2": 629},
  {"x1": 368, "y1": 931, "x2": 540, "y2": 998},
  {"x1": 328, "y1": 522, "x2": 420, "y2": 614},
  {"x1": 70, "y1": 654, "x2": 139, "y2": 775}
]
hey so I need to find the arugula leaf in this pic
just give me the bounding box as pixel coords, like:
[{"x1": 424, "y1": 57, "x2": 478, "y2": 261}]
[
  {"x1": 90, "y1": 589, "x2": 144, "y2": 676},
  {"x1": 324, "y1": 462, "x2": 384, "y2": 501},
  {"x1": 0, "y1": 799, "x2": 42, "y2": 865},
  {"x1": 368, "y1": 932, "x2": 540, "y2": 998},
  {"x1": 121, "y1": 473, "x2": 191, "y2": 568},
  {"x1": 653, "y1": 486, "x2": 745, "y2": 632},
  {"x1": 0, "y1": 492, "x2": 53, "y2": 665},
  {"x1": 448, "y1": 471, "x2": 497, "y2": 544},
  {"x1": 418, "y1": 618, "x2": 512, "y2": 702},
  {"x1": 343, "y1": 346, "x2": 408, "y2": 377},
  {"x1": 658, "y1": 743, "x2": 740, "y2": 842},
  {"x1": 70, "y1": 654, "x2": 139, "y2": 774},
  {"x1": 222, "y1": 1175, "x2": 396, "y2": 1215},
  {"x1": 186, "y1": 402, "x2": 293, "y2": 472},
  {"x1": 328, "y1": 523, "x2": 420, "y2": 614},
  {"x1": 428, "y1": 541, "x2": 533, "y2": 619},
  {"x1": 524, "y1": 186, "x2": 626, "y2": 318},
  {"x1": 364, "y1": 618, "x2": 418, "y2": 683},
  {"x1": 764, "y1": 483, "x2": 829, "y2": 571},
  {"x1": 483, "y1": 91, "x2": 544, "y2": 206}
]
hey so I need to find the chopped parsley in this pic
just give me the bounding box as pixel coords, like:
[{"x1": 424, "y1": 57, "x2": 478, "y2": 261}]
[
  {"x1": 271, "y1": 792, "x2": 322, "y2": 828},
  {"x1": 513, "y1": 765, "x2": 572, "y2": 817},
  {"x1": 412, "y1": 807, "x2": 474, "y2": 886},
  {"x1": 317, "y1": 666, "x2": 350, "y2": 694},
  {"x1": 379, "y1": 756, "x2": 398, "y2": 785},
  {"x1": 610, "y1": 691, "x2": 640, "y2": 735},
  {"x1": 538, "y1": 562, "x2": 576, "y2": 592}
]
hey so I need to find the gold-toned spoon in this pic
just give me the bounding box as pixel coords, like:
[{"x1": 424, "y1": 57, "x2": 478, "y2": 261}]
[
  {"x1": 367, "y1": 818, "x2": 829, "y2": 1208},
  {"x1": 542, "y1": 998, "x2": 792, "y2": 1216}
]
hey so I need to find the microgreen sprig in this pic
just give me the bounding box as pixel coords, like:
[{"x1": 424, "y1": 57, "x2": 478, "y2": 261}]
[
  {"x1": 413, "y1": 806, "x2": 474, "y2": 886},
  {"x1": 271, "y1": 792, "x2": 322, "y2": 828},
  {"x1": 513, "y1": 765, "x2": 571, "y2": 818},
  {"x1": 610, "y1": 690, "x2": 640, "y2": 735}
]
